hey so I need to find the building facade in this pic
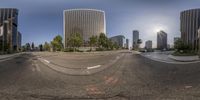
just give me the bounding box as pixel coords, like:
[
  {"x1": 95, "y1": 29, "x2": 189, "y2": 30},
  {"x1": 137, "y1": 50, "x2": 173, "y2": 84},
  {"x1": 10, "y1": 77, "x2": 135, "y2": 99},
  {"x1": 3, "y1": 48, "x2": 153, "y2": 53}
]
[
  {"x1": 132, "y1": 30, "x2": 139, "y2": 49},
  {"x1": 0, "y1": 8, "x2": 21, "y2": 53},
  {"x1": 109, "y1": 35, "x2": 125, "y2": 48},
  {"x1": 63, "y1": 9, "x2": 106, "y2": 48},
  {"x1": 145, "y1": 40, "x2": 152, "y2": 50},
  {"x1": 125, "y1": 39, "x2": 129, "y2": 49},
  {"x1": 157, "y1": 31, "x2": 167, "y2": 50},
  {"x1": 17, "y1": 32, "x2": 22, "y2": 50},
  {"x1": 180, "y1": 9, "x2": 200, "y2": 51}
]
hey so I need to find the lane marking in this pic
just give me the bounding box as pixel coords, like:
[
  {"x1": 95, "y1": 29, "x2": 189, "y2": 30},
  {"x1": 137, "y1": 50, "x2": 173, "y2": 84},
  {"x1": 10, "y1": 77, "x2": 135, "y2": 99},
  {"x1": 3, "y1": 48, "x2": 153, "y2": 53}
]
[
  {"x1": 43, "y1": 59, "x2": 50, "y2": 63},
  {"x1": 87, "y1": 65, "x2": 101, "y2": 70}
]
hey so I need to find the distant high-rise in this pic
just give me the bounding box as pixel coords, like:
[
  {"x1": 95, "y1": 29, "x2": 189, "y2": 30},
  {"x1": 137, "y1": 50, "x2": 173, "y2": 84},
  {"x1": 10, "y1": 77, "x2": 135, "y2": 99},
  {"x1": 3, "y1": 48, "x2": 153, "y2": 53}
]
[
  {"x1": 132, "y1": 30, "x2": 139, "y2": 49},
  {"x1": 145, "y1": 40, "x2": 152, "y2": 50},
  {"x1": 157, "y1": 31, "x2": 167, "y2": 50},
  {"x1": 125, "y1": 39, "x2": 129, "y2": 49},
  {"x1": 17, "y1": 32, "x2": 22, "y2": 49},
  {"x1": 0, "y1": 8, "x2": 21, "y2": 52},
  {"x1": 180, "y1": 9, "x2": 200, "y2": 51},
  {"x1": 109, "y1": 35, "x2": 125, "y2": 48},
  {"x1": 63, "y1": 9, "x2": 106, "y2": 48}
]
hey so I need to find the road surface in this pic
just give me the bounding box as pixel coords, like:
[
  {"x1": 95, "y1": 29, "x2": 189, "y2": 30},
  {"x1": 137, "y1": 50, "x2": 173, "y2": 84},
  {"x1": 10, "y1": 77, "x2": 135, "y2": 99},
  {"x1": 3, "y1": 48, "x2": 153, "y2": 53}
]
[{"x1": 0, "y1": 52, "x2": 200, "y2": 100}]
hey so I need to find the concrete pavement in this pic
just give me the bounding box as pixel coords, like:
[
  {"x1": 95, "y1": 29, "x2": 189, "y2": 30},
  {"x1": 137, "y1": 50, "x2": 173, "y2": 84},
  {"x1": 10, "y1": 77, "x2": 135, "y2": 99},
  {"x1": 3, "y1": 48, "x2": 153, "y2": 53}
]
[
  {"x1": 0, "y1": 51, "x2": 200, "y2": 99},
  {"x1": 33, "y1": 51, "x2": 124, "y2": 75},
  {"x1": 0, "y1": 52, "x2": 24, "y2": 62},
  {"x1": 140, "y1": 51, "x2": 200, "y2": 64}
]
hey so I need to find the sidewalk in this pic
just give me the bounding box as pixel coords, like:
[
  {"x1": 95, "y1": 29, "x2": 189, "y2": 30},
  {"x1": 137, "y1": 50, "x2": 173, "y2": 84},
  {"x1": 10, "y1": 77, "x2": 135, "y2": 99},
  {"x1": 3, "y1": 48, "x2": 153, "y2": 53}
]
[
  {"x1": 136, "y1": 51, "x2": 200, "y2": 64},
  {"x1": 0, "y1": 53, "x2": 24, "y2": 62}
]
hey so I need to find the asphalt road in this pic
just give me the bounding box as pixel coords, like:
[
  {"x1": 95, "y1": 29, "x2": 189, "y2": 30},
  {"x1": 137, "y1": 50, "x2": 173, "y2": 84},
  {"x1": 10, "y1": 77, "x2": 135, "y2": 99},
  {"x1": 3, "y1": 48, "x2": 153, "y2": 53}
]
[{"x1": 0, "y1": 52, "x2": 200, "y2": 100}]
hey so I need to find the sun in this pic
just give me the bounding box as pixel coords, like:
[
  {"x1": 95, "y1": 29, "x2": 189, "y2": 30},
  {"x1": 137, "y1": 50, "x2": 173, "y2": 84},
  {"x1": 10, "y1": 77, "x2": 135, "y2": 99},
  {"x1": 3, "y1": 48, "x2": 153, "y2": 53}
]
[{"x1": 153, "y1": 25, "x2": 165, "y2": 33}]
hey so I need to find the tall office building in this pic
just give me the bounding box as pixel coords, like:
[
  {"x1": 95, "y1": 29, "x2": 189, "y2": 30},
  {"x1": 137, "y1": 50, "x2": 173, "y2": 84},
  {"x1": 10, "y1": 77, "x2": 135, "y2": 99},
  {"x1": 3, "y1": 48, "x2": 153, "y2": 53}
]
[
  {"x1": 132, "y1": 30, "x2": 139, "y2": 49},
  {"x1": 17, "y1": 32, "x2": 22, "y2": 50},
  {"x1": 145, "y1": 40, "x2": 152, "y2": 50},
  {"x1": 0, "y1": 8, "x2": 21, "y2": 52},
  {"x1": 63, "y1": 9, "x2": 106, "y2": 48},
  {"x1": 125, "y1": 39, "x2": 129, "y2": 49},
  {"x1": 157, "y1": 31, "x2": 167, "y2": 50},
  {"x1": 180, "y1": 9, "x2": 200, "y2": 51},
  {"x1": 109, "y1": 35, "x2": 125, "y2": 48}
]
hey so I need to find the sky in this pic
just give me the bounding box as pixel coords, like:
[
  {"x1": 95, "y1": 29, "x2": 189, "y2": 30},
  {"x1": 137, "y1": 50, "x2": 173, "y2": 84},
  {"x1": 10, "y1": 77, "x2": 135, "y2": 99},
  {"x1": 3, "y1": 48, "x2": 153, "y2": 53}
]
[{"x1": 1, "y1": 0, "x2": 200, "y2": 47}]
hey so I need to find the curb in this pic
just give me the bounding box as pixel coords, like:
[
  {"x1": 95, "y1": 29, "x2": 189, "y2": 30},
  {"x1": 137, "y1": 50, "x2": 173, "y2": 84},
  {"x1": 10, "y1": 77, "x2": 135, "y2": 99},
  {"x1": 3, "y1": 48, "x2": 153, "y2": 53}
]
[
  {"x1": 0, "y1": 53, "x2": 24, "y2": 62},
  {"x1": 139, "y1": 53, "x2": 200, "y2": 64},
  {"x1": 168, "y1": 55, "x2": 200, "y2": 62}
]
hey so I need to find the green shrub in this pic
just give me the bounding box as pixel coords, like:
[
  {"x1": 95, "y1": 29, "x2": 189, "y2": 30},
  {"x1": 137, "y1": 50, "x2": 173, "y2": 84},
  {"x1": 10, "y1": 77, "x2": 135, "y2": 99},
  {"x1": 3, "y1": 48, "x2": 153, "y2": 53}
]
[
  {"x1": 172, "y1": 51, "x2": 197, "y2": 56},
  {"x1": 64, "y1": 48, "x2": 74, "y2": 52},
  {"x1": 64, "y1": 48, "x2": 84, "y2": 52},
  {"x1": 96, "y1": 48, "x2": 104, "y2": 51}
]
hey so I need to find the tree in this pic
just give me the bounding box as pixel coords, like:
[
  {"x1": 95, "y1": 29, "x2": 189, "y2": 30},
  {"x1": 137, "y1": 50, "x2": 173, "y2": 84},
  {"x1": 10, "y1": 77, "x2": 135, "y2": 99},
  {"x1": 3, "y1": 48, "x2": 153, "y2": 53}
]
[
  {"x1": 21, "y1": 45, "x2": 26, "y2": 52},
  {"x1": 113, "y1": 42, "x2": 119, "y2": 50},
  {"x1": 25, "y1": 43, "x2": 31, "y2": 51},
  {"x1": 39, "y1": 44, "x2": 43, "y2": 51},
  {"x1": 31, "y1": 42, "x2": 35, "y2": 51},
  {"x1": 43, "y1": 42, "x2": 50, "y2": 51},
  {"x1": 174, "y1": 38, "x2": 190, "y2": 53},
  {"x1": 98, "y1": 33, "x2": 108, "y2": 48},
  {"x1": 107, "y1": 39, "x2": 114, "y2": 50},
  {"x1": 51, "y1": 35, "x2": 63, "y2": 51},
  {"x1": 89, "y1": 35, "x2": 98, "y2": 50},
  {"x1": 68, "y1": 33, "x2": 83, "y2": 51}
]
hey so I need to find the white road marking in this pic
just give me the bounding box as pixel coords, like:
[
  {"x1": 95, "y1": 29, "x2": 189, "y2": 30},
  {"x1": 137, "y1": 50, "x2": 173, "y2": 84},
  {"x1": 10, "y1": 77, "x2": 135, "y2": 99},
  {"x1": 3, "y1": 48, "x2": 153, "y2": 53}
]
[
  {"x1": 43, "y1": 59, "x2": 50, "y2": 63},
  {"x1": 87, "y1": 65, "x2": 101, "y2": 70}
]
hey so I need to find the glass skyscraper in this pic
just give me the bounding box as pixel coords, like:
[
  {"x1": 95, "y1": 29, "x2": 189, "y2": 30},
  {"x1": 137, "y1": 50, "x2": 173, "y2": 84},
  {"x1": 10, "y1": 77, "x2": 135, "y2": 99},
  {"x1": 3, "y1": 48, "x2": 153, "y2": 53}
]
[
  {"x1": 180, "y1": 9, "x2": 200, "y2": 51},
  {"x1": 132, "y1": 30, "x2": 139, "y2": 50},
  {"x1": 157, "y1": 31, "x2": 167, "y2": 50},
  {"x1": 0, "y1": 8, "x2": 21, "y2": 53}
]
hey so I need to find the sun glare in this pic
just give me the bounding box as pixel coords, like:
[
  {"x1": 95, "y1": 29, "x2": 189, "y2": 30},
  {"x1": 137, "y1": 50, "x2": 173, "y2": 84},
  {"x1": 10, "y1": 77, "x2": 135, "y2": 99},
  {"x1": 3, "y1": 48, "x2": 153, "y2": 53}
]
[{"x1": 153, "y1": 25, "x2": 165, "y2": 33}]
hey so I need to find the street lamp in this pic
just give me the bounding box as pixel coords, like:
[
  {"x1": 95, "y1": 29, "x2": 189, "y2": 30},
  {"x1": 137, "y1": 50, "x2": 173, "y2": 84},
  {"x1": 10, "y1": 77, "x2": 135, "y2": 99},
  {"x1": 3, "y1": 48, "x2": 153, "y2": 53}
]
[{"x1": 198, "y1": 28, "x2": 200, "y2": 57}]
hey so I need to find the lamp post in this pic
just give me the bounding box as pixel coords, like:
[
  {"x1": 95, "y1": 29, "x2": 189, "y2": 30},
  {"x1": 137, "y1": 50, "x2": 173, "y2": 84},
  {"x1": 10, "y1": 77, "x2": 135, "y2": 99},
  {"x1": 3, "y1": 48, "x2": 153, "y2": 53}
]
[{"x1": 198, "y1": 28, "x2": 200, "y2": 57}]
